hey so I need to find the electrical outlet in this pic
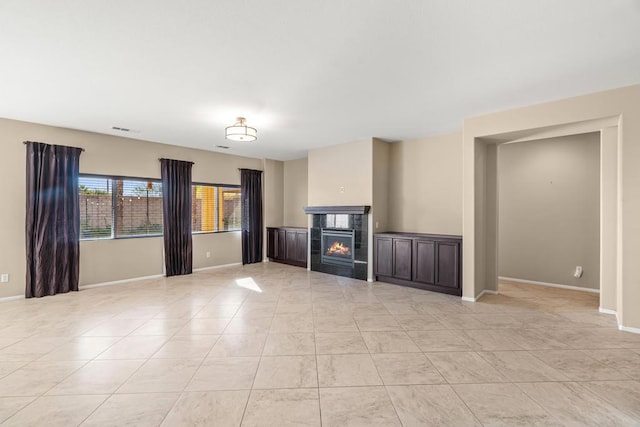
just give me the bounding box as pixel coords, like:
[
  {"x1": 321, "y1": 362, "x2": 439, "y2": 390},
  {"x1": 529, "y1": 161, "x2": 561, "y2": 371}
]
[
  {"x1": 574, "y1": 266, "x2": 583, "y2": 278},
  {"x1": 206, "y1": 251, "x2": 211, "y2": 258},
  {"x1": 0, "y1": 274, "x2": 8, "y2": 283},
  {"x1": 339, "y1": 186, "x2": 345, "y2": 194}
]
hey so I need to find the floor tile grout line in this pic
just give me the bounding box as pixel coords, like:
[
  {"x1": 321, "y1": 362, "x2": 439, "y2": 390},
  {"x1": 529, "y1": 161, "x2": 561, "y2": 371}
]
[
  {"x1": 0, "y1": 395, "x2": 36, "y2": 425},
  {"x1": 155, "y1": 330, "x2": 226, "y2": 426},
  {"x1": 312, "y1": 316, "x2": 323, "y2": 426},
  {"x1": 0, "y1": 358, "x2": 94, "y2": 425},
  {"x1": 538, "y1": 352, "x2": 631, "y2": 381},
  {"x1": 237, "y1": 294, "x2": 274, "y2": 427},
  {"x1": 513, "y1": 381, "x2": 573, "y2": 425},
  {"x1": 445, "y1": 382, "x2": 487, "y2": 426},
  {"x1": 72, "y1": 393, "x2": 111, "y2": 427}
]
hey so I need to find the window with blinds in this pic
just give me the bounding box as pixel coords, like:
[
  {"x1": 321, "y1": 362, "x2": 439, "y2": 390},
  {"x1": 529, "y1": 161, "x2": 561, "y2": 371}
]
[
  {"x1": 79, "y1": 175, "x2": 163, "y2": 240},
  {"x1": 79, "y1": 176, "x2": 113, "y2": 239},
  {"x1": 79, "y1": 176, "x2": 241, "y2": 240},
  {"x1": 192, "y1": 184, "x2": 241, "y2": 233},
  {"x1": 116, "y1": 179, "x2": 163, "y2": 237}
]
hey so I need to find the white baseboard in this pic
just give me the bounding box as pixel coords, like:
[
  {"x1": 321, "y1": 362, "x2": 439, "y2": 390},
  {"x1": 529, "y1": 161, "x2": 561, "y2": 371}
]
[
  {"x1": 620, "y1": 324, "x2": 640, "y2": 334},
  {"x1": 600, "y1": 308, "x2": 640, "y2": 334},
  {"x1": 599, "y1": 307, "x2": 621, "y2": 325},
  {"x1": 478, "y1": 289, "x2": 498, "y2": 298},
  {"x1": 2, "y1": 273, "x2": 165, "y2": 301},
  {"x1": 193, "y1": 262, "x2": 242, "y2": 272},
  {"x1": 499, "y1": 276, "x2": 599, "y2": 293},
  {"x1": 462, "y1": 289, "x2": 498, "y2": 302},
  {"x1": 79, "y1": 274, "x2": 164, "y2": 290},
  {"x1": 0, "y1": 295, "x2": 24, "y2": 303}
]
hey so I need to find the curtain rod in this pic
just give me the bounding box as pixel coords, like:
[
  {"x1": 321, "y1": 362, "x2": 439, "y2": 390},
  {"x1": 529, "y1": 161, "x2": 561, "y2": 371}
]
[
  {"x1": 158, "y1": 158, "x2": 194, "y2": 164},
  {"x1": 23, "y1": 141, "x2": 85, "y2": 152}
]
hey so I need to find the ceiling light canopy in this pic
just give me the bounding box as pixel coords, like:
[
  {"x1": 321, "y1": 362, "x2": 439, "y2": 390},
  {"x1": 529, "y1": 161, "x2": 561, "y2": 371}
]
[{"x1": 225, "y1": 117, "x2": 257, "y2": 142}]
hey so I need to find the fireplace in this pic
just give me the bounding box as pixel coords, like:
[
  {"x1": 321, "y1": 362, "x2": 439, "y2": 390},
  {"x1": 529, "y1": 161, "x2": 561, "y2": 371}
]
[
  {"x1": 304, "y1": 205, "x2": 370, "y2": 281},
  {"x1": 321, "y1": 229, "x2": 355, "y2": 267}
]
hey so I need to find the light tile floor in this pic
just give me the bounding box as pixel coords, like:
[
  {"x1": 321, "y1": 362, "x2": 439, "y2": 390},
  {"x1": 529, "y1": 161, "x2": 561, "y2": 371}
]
[{"x1": 0, "y1": 264, "x2": 639, "y2": 425}]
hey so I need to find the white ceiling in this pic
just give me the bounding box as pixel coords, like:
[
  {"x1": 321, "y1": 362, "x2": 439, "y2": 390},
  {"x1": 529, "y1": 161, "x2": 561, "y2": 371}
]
[{"x1": 1, "y1": 1, "x2": 639, "y2": 160}]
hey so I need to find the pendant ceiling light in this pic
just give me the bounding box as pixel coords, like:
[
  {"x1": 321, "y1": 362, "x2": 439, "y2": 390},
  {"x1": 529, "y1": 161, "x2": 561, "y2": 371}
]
[{"x1": 225, "y1": 117, "x2": 257, "y2": 142}]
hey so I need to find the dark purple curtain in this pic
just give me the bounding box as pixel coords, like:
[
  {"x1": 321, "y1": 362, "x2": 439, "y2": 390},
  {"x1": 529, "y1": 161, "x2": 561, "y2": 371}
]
[
  {"x1": 25, "y1": 141, "x2": 83, "y2": 298},
  {"x1": 240, "y1": 169, "x2": 263, "y2": 265},
  {"x1": 160, "y1": 159, "x2": 193, "y2": 276}
]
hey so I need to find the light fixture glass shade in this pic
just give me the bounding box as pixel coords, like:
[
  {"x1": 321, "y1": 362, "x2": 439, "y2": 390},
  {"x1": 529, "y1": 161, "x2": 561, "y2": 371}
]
[{"x1": 225, "y1": 117, "x2": 257, "y2": 141}]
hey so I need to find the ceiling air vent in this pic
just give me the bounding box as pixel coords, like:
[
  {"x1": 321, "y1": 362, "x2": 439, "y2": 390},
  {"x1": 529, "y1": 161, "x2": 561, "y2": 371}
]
[
  {"x1": 216, "y1": 145, "x2": 230, "y2": 149},
  {"x1": 111, "y1": 126, "x2": 140, "y2": 133}
]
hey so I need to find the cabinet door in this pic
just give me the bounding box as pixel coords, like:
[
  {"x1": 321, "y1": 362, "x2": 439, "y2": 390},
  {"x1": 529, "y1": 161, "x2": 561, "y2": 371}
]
[
  {"x1": 392, "y1": 238, "x2": 413, "y2": 281},
  {"x1": 435, "y1": 242, "x2": 459, "y2": 289},
  {"x1": 276, "y1": 229, "x2": 286, "y2": 260},
  {"x1": 267, "y1": 229, "x2": 277, "y2": 259},
  {"x1": 413, "y1": 239, "x2": 435, "y2": 284},
  {"x1": 286, "y1": 230, "x2": 307, "y2": 264},
  {"x1": 286, "y1": 230, "x2": 297, "y2": 261},
  {"x1": 294, "y1": 231, "x2": 308, "y2": 264},
  {"x1": 374, "y1": 237, "x2": 393, "y2": 277}
]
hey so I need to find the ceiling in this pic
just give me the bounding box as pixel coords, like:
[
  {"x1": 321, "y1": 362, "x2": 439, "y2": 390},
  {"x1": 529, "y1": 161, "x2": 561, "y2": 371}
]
[{"x1": 1, "y1": 1, "x2": 639, "y2": 160}]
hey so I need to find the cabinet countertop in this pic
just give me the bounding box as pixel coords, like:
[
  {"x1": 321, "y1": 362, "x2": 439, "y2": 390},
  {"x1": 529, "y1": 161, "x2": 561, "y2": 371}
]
[
  {"x1": 267, "y1": 226, "x2": 308, "y2": 230},
  {"x1": 374, "y1": 231, "x2": 462, "y2": 240}
]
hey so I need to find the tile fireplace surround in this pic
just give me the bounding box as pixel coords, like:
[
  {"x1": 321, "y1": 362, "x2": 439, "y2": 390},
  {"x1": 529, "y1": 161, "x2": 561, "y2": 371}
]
[{"x1": 304, "y1": 206, "x2": 370, "y2": 281}]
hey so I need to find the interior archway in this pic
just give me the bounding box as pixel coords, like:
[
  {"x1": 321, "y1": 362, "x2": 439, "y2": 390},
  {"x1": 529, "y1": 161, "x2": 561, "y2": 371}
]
[{"x1": 463, "y1": 116, "x2": 620, "y2": 322}]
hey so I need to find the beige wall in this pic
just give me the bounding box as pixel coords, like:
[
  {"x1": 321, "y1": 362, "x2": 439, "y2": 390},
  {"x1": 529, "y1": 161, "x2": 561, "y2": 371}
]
[
  {"x1": 283, "y1": 157, "x2": 308, "y2": 227},
  {"x1": 263, "y1": 159, "x2": 284, "y2": 228},
  {"x1": 263, "y1": 159, "x2": 284, "y2": 259},
  {"x1": 388, "y1": 132, "x2": 463, "y2": 235},
  {"x1": 0, "y1": 117, "x2": 263, "y2": 298},
  {"x1": 498, "y1": 133, "x2": 600, "y2": 289},
  {"x1": 308, "y1": 139, "x2": 373, "y2": 206},
  {"x1": 463, "y1": 84, "x2": 640, "y2": 330},
  {"x1": 370, "y1": 139, "x2": 391, "y2": 279},
  {"x1": 372, "y1": 139, "x2": 390, "y2": 233},
  {"x1": 600, "y1": 126, "x2": 618, "y2": 311}
]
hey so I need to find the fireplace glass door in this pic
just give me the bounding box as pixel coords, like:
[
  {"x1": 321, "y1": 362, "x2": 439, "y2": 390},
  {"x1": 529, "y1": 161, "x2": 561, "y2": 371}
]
[{"x1": 321, "y1": 229, "x2": 355, "y2": 267}]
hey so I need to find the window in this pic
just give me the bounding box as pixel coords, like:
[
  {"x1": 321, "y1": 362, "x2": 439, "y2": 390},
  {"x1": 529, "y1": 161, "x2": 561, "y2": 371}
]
[
  {"x1": 192, "y1": 184, "x2": 241, "y2": 233},
  {"x1": 79, "y1": 176, "x2": 241, "y2": 240},
  {"x1": 116, "y1": 179, "x2": 163, "y2": 237},
  {"x1": 79, "y1": 175, "x2": 163, "y2": 240},
  {"x1": 79, "y1": 177, "x2": 113, "y2": 239}
]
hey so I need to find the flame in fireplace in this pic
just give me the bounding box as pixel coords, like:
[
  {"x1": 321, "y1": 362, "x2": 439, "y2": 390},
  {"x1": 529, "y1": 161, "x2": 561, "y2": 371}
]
[{"x1": 327, "y1": 241, "x2": 351, "y2": 256}]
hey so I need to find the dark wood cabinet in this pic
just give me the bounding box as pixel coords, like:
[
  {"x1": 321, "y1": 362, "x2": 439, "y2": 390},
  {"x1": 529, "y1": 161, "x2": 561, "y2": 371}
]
[
  {"x1": 374, "y1": 237, "x2": 393, "y2": 277},
  {"x1": 267, "y1": 228, "x2": 278, "y2": 259},
  {"x1": 392, "y1": 238, "x2": 413, "y2": 281},
  {"x1": 267, "y1": 227, "x2": 308, "y2": 268},
  {"x1": 435, "y1": 241, "x2": 459, "y2": 289},
  {"x1": 374, "y1": 232, "x2": 462, "y2": 296},
  {"x1": 413, "y1": 239, "x2": 435, "y2": 284},
  {"x1": 277, "y1": 229, "x2": 286, "y2": 259}
]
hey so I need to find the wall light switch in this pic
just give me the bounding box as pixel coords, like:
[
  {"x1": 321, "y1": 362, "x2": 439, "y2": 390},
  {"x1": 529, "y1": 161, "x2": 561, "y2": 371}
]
[
  {"x1": 339, "y1": 186, "x2": 345, "y2": 193},
  {"x1": 206, "y1": 252, "x2": 211, "y2": 258},
  {"x1": 0, "y1": 274, "x2": 8, "y2": 283}
]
